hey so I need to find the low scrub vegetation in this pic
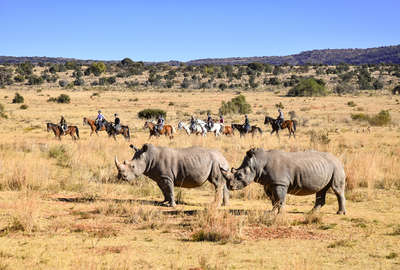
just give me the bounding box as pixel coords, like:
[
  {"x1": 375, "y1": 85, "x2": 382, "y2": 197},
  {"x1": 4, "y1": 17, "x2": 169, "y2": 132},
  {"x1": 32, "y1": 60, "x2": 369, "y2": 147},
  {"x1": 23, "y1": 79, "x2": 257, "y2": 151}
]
[
  {"x1": 138, "y1": 108, "x2": 166, "y2": 119},
  {"x1": 219, "y1": 95, "x2": 252, "y2": 115},
  {"x1": 351, "y1": 110, "x2": 391, "y2": 126},
  {"x1": 287, "y1": 78, "x2": 327, "y2": 97},
  {"x1": 12, "y1": 92, "x2": 24, "y2": 103},
  {"x1": 47, "y1": 94, "x2": 71, "y2": 104}
]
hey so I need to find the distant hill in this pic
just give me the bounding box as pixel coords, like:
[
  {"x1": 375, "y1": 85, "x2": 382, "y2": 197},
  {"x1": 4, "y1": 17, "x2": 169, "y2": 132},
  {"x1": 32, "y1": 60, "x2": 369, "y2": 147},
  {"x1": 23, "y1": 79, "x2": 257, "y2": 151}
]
[
  {"x1": 1, "y1": 45, "x2": 400, "y2": 66},
  {"x1": 186, "y1": 45, "x2": 400, "y2": 65}
]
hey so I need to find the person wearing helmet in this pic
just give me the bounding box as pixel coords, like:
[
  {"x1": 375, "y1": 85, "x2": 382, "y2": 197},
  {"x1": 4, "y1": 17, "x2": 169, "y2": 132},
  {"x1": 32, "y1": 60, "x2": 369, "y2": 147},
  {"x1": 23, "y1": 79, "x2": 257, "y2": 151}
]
[
  {"x1": 206, "y1": 112, "x2": 214, "y2": 130},
  {"x1": 190, "y1": 115, "x2": 196, "y2": 132},
  {"x1": 219, "y1": 114, "x2": 224, "y2": 124},
  {"x1": 276, "y1": 108, "x2": 284, "y2": 129},
  {"x1": 95, "y1": 110, "x2": 105, "y2": 131},
  {"x1": 114, "y1": 113, "x2": 121, "y2": 132},
  {"x1": 59, "y1": 115, "x2": 67, "y2": 135},
  {"x1": 156, "y1": 114, "x2": 165, "y2": 135},
  {"x1": 243, "y1": 114, "x2": 250, "y2": 133}
]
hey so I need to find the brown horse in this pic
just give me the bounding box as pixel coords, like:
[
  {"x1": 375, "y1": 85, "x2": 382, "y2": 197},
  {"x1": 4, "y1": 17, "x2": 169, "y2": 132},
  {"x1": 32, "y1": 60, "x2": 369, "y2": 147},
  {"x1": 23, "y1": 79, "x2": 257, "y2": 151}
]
[
  {"x1": 264, "y1": 116, "x2": 297, "y2": 138},
  {"x1": 47, "y1": 122, "x2": 80, "y2": 140},
  {"x1": 83, "y1": 117, "x2": 106, "y2": 135},
  {"x1": 221, "y1": 126, "x2": 235, "y2": 136},
  {"x1": 144, "y1": 121, "x2": 175, "y2": 139}
]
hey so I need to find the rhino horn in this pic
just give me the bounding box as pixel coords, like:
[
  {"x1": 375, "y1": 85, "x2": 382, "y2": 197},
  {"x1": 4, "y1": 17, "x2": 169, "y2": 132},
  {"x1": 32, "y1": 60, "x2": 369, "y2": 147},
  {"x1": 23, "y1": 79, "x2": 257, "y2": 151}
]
[
  {"x1": 129, "y1": 144, "x2": 139, "y2": 152},
  {"x1": 115, "y1": 156, "x2": 122, "y2": 169}
]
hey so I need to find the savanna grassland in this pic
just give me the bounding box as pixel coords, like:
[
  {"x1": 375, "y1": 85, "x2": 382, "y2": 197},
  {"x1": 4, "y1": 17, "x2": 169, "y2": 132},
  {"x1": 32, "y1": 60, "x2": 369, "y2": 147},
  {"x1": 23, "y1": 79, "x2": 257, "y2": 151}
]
[{"x1": 0, "y1": 61, "x2": 400, "y2": 269}]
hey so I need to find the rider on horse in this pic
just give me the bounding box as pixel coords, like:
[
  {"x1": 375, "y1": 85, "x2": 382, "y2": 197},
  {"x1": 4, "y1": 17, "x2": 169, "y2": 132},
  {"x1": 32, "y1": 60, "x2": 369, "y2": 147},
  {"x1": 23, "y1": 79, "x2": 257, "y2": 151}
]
[
  {"x1": 114, "y1": 113, "x2": 121, "y2": 132},
  {"x1": 243, "y1": 115, "x2": 250, "y2": 133},
  {"x1": 60, "y1": 116, "x2": 67, "y2": 135},
  {"x1": 206, "y1": 112, "x2": 214, "y2": 130},
  {"x1": 156, "y1": 115, "x2": 165, "y2": 135},
  {"x1": 276, "y1": 108, "x2": 284, "y2": 129},
  {"x1": 190, "y1": 115, "x2": 196, "y2": 132},
  {"x1": 95, "y1": 110, "x2": 106, "y2": 131}
]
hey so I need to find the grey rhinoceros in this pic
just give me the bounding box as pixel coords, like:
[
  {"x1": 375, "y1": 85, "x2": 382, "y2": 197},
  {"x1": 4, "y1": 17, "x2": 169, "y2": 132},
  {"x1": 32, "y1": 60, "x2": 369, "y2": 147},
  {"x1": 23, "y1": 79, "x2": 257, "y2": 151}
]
[
  {"x1": 221, "y1": 148, "x2": 346, "y2": 214},
  {"x1": 115, "y1": 144, "x2": 230, "y2": 207}
]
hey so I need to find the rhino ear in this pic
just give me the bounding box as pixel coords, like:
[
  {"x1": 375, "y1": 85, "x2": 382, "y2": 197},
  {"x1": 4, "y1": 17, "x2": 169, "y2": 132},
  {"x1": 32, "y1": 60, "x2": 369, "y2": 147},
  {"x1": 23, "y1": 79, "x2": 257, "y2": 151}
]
[
  {"x1": 246, "y1": 148, "x2": 256, "y2": 158},
  {"x1": 142, "y1": 144, "x2": 149, "y2": 152},
  {"x1": 130, "y1": 144, "x2": 139, "y2": 152}
]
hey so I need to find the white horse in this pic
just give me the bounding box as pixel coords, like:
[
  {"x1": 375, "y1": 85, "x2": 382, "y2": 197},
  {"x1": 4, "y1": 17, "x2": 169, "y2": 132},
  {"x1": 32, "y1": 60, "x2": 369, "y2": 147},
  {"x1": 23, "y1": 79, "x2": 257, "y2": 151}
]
[
  {"x1": 177, "y1": 121, "x2": 207, "y2": 136},
  {"x1": 196, "y1": 119, "x2": 223, "y2": 136}
]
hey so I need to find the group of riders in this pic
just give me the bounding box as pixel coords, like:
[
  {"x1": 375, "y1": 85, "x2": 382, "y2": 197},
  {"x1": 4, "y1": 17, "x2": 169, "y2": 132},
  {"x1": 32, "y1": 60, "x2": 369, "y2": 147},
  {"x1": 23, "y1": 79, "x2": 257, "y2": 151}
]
[
  {"x1": 58, "y1": 110, "x2": 122, "y2": 135},
  {"x1": 57, "y1": 108, "x2": 285, "y2": 136}
]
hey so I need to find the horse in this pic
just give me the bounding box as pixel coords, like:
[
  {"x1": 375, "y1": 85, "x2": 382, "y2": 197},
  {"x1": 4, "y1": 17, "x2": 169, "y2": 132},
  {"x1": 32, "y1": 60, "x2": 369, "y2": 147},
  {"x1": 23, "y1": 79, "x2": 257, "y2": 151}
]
[
  {"x1": 231, "y1": 123, "x2": 263, "y2": 137},
  {"x1": 104, "y1": 122, "x2": 131, "y2": 141},
  {"x1": 221, "y1": 126, "x2": 235, "y2": 136},
  {"x1": 46, "y1": 122, "x2": 80, "y2": 140},
  {"x1": 144, "y1": 121, "x2": 175, "y2": 139},
  {"x1": 177, "y1": 121, "x2": 206, "y2": 136},
  {"x1": 83, "y1": 117, "x2": 106, "y2": 135},
  {"x1": 264, "y1": 116, "x2": 297, "y2": 138},
  {"x1": 196, "y1": 119, "x2": 223, "y2": 136}
]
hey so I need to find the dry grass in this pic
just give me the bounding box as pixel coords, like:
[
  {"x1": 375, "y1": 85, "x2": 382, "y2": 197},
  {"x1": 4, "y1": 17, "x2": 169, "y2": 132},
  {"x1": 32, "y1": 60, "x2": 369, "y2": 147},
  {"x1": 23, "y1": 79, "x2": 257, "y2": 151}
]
[{"x1": 0, "y1": 88, "x2": 399, "y2": 269}]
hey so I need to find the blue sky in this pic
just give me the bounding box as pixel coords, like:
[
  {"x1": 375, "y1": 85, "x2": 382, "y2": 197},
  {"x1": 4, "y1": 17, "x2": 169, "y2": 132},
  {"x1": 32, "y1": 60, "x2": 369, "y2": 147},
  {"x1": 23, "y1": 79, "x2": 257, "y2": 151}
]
[{"x1": 1, "y1": 0, "x2": 399, "y2": 61}]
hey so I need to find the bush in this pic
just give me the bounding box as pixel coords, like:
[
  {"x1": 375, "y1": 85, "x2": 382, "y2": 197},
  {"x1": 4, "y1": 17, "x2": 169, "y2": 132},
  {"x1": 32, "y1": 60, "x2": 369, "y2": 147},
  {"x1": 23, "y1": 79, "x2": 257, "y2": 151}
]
[
  {"x1": 347, "y1": 101, "x2": 356, "y2": 107},
  {"x1": 56, "y1": 94, "x2": 71, "y2": 104},
  {"x1": 88, "y1": 62, "x2": 106, "y2": 76},
  {"x1": 12, "y1": 92, "x2": 24, "y2": 103},
  {"x1": 218, "y1": 83, "x2": 227, "y2": 91},
  {"x1": 0, "y1": 103, "x2": 7, "y2": 119},
  {"x1": 14, "y1": 75, "x2": 25, "y2": 82},
  {"x1": 27, "y1": 75, "x2": 44, "y2": 85},
  {"x1": 219, "y1": 95, "x2": 252, "y2": 115},
  {"x1": 138, "y1": 108, "x2": 166, "y2": 119},
  {"x1": 351, "y1": 110, "x2": 391, "y2": 126},
  {"x1": 58, "y1": 80, "x2": 68, "y2": 87},
  {"x1": 334, "y1": 82, "x2": 354, "y2": 94},
  {"x1": 73, "y1": 78, "x2": 84, "y2": 86},
  {"x1": 48, "y1": 94, "x2": 71, "y2": 104},
  {"x1": 20, "y1": 104, "x2": 28, "y2": 110},
  {"x1": 287, "y1": 78, "x2": 327, "y2": 97}
]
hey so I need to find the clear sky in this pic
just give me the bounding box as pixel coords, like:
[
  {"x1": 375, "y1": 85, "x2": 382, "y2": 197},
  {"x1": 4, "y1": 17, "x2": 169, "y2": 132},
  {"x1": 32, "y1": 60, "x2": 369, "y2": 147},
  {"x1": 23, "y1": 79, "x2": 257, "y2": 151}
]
[{"x1": 1, "y1": 0, "x2": 399, "y2": 61}]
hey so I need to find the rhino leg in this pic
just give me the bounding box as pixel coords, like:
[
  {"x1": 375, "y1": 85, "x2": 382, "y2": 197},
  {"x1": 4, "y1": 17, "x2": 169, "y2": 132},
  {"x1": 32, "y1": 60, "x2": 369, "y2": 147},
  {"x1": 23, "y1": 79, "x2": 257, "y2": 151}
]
[
  {"x1": 157, "y1": 178, "x2": 176, "y2": 207},
  {"x1": 271, "y1": 185, "x2": 288, "y2": 214},
  {"x1": 312, "y1": 184, "x2": 331, "y2": 212},
  {"x1": 331, "y1": 182, "x2": 346, "y2": 215}
]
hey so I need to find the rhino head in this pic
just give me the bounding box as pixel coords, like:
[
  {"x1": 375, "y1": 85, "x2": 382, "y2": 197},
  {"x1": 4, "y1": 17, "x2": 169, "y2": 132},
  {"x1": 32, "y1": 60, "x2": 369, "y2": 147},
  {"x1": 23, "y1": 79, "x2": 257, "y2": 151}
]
[
  {"x1": 115, "y1": 144, "x2": 149, "y2": 181},
  {"x1": 221, "y1": 149, "x2": 257, "y2": 190}
]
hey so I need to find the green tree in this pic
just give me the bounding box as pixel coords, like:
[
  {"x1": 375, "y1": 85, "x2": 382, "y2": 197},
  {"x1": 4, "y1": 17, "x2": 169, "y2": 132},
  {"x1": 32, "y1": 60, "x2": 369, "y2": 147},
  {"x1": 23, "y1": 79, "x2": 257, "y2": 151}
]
[{"x1": 287, "y1": 78, "x2": 327, "y2": 97}]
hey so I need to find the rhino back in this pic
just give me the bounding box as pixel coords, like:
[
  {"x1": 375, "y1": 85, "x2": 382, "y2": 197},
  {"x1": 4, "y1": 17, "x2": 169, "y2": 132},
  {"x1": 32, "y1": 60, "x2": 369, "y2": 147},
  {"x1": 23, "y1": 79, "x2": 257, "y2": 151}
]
[
  {"x1": 148, "y1": 146, "x2": 226, "y2": 188},
  {"x1": 259, "y1": 150, "x2": 340, "y2": 195}
]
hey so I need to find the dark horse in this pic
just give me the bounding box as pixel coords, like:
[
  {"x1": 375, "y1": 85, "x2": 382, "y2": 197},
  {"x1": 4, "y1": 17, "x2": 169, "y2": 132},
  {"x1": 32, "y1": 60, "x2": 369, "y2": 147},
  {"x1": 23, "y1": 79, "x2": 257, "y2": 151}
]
[
  {"x1": 104, "y1": 121, "x2": 131, "y2": 141},
  {"x1": 231, "y1": 124, "x2": 263, "y2": 137},
  {"x1": 264, "y1": 116, "x2": 297, "y2": 138},
  {"x1": 47, "y1": 123, "x2": 80, "y2": 140}
]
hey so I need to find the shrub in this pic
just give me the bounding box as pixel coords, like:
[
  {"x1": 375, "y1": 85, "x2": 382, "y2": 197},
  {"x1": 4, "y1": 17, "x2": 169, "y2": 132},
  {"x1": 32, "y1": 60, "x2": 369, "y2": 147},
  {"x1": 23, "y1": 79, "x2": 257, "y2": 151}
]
[
  {"x1": 20, "y1": 104, "x2": 28, "y2": 110},
  {"x1": 73, "y1": 78, "x2": 84, "y2": 86},
  {"x1": 334, "y1": 82, "x2": 354, "y2": 94},
  {"x1": 392, "y1": 85, "x2": 400, "y2": 95},
  {"x1": 287, "y1": 78, "x2": 327, "y2": 97},
  {"x1": 12, "y1": 92, "x2": 24, "y2": 103},
  {"x1": 56, "y1": 94, "x2": 71, "y2": 104},
  {"x1": 58, "y1": 80, "x2": 68, "y2": 87},
  {"x1": 218, "y1": 95, "x2": 252, "y2": 115},
  {"x1": 351, "y1": 110, "x2": 391, "y2": 126},
  {"x1": 88, "y1": 62, "x2": 106, "y2": 76},
  {"x1": 27, "y1": 75, "x2": 44, "y2": 85},
  {"x1": 14, "y1": 75, "x2": 25, "y2": 82},
  {"x1": 138, "y1": 108, "x2": 166, "y2": 119},
  {"x1": 347, "y1": 101, "x2": 356, "y2": 107},
  {"x1": 218, "y1": 83, "x2": 227, "y2": 91},
  {"x1": 0, "y1": 103, "x2": 7, "y2": 118}
]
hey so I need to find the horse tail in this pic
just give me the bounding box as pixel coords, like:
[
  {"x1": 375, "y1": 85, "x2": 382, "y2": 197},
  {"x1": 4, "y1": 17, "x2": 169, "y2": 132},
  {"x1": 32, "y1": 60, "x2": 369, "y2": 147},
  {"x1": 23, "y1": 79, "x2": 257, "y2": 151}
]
[
  {"x1": 293, "y1": 120, "x2": 297, "y2": 131},
  {"x1": 126, "y1": 126, "x2": 131, "y2": 140},
  {"x1": 75, "y1": 126, "x2": 80, "y2": 139},
  {"x1": 258, "y1": 127, "x2": 263, "y2": 134}
]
